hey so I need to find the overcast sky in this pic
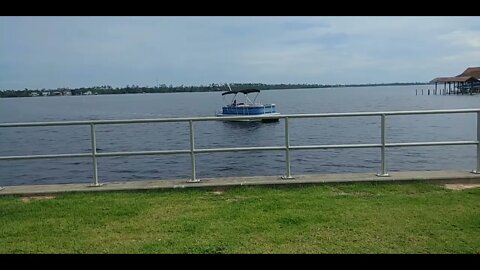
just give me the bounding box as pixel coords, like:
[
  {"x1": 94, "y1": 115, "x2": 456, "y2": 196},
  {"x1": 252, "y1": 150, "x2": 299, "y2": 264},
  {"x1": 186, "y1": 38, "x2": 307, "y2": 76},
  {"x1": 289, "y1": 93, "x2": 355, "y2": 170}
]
[{"x1": 1, "y1": 16, "x2": 479, "y2": 90}]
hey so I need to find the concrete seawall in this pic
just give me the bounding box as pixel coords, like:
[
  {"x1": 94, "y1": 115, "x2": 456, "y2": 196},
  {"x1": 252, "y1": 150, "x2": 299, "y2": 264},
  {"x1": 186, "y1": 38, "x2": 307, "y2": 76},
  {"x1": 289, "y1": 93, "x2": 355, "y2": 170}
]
[{"x1": 2, "y1": 170, "x2": 480, "y2": 196}]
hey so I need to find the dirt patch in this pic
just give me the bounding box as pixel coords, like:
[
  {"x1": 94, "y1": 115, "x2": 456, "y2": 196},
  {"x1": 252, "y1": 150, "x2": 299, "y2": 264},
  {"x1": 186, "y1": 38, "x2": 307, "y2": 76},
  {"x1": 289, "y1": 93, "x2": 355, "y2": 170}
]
[
  {"x1": 444, "y1": 184, "x2": 480, "y2": 190},
  {"x1": 335, "y1": 191, "x2": 379, "y2": 197},
  {"x1": 210, "y1": 187, "x2": 227, "y2": 195},
  {"x1": 21, "y1": 195, "x2": 56, "y2": 203}
]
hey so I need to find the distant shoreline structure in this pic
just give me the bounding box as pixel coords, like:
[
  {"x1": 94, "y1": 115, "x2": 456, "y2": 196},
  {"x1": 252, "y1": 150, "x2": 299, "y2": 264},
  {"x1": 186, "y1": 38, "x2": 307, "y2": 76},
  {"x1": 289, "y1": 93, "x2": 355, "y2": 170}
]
[
  {"x1": 429, "y1": 67, "x2": 480, "y2": 95},
  {"x1": 0, "y1": 82, "x2": 428, "y2": 98}
]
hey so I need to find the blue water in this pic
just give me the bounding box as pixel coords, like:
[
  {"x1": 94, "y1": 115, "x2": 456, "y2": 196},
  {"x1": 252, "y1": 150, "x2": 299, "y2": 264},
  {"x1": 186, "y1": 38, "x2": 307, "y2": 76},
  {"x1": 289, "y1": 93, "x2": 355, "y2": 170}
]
[{"x1": 1, "y1": 86, "x2": 479, "y2": 185}]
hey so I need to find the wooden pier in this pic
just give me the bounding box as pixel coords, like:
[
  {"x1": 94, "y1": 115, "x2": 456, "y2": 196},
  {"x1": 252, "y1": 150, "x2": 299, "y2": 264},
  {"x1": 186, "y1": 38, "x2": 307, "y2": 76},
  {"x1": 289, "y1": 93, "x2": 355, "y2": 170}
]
[{"x1": 424, "y1": 67, "x2": 480, "y2": 95}]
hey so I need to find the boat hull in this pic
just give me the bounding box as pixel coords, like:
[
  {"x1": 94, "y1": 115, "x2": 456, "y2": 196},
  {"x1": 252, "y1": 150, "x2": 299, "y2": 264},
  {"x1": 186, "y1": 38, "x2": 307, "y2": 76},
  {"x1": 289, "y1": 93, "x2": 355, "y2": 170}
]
[
  {"x1": 221, "y1": 104, "x2": 277, "y2": 115},
  {"x1": 215, "y1": 112, "x2": 280, "y2": 122},
  {"x1": 216, "y1": 103, "x2": 279, "y2": 122}
]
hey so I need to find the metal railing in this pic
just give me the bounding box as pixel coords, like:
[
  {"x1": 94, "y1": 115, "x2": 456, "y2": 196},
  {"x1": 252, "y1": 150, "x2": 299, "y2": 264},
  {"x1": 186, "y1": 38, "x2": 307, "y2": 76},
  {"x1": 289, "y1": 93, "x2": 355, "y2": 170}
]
[{"x1": 1, "y1": 108, "x2": 480, "y2": 187}]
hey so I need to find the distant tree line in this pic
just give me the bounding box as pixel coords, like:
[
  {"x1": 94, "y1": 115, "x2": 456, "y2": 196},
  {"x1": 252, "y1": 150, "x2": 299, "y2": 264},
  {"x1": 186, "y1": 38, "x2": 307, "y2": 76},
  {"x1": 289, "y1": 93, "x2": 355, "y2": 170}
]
[{"x1": 0, "y1": 82, "x2": 429, "y2": 98}]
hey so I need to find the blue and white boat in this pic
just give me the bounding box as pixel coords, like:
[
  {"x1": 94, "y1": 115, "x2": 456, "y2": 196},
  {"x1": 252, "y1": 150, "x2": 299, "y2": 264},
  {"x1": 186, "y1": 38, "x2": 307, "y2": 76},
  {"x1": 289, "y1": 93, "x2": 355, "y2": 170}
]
[{"x1": 215, "y1": 86, "x2": 280, "y2": 122}]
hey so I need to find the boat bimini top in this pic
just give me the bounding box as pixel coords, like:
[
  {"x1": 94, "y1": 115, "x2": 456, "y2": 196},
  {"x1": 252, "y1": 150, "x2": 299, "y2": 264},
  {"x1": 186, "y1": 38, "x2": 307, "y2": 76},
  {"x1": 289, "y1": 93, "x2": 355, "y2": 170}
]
[{"x1": 221, "y1": 89, "x2": 261, "y2": 106}]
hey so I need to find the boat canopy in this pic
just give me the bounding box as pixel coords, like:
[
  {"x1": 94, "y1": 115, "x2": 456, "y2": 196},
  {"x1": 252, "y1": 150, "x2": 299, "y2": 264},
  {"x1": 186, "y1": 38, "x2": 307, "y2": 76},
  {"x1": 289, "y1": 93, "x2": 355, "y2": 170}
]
[{"x1": 221, "y1": 89, "x2": 260, "y2": 96}]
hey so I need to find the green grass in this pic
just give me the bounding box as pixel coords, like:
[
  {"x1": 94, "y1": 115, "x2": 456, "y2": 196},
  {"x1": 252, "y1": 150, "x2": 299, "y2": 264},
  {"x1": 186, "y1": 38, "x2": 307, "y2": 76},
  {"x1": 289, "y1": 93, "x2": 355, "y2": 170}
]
[{"x1": 0, "y1": 182, "x2": 479, "y2": 254}]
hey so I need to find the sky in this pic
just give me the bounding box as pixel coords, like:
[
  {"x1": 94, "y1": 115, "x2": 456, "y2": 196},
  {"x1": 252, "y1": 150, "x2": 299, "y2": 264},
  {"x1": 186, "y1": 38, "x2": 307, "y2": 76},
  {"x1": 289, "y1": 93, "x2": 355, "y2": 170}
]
[{"x1": 1, "y1": 16, "x2": 480, "y2": 90}]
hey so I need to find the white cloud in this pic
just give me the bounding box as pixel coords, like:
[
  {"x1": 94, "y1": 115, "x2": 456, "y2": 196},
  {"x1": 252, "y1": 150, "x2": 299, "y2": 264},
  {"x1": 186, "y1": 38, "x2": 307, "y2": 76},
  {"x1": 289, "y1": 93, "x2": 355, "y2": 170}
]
[{"x1": 439, "y1": 30, "x2": 480, "y2": 49}]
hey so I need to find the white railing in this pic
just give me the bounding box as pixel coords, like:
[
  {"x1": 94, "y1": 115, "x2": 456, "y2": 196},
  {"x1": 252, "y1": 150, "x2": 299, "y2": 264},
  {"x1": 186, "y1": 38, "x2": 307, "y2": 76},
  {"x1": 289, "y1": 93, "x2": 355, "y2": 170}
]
[{"x1": 1, "y1": 109, "x2": 479, "y2": 187}]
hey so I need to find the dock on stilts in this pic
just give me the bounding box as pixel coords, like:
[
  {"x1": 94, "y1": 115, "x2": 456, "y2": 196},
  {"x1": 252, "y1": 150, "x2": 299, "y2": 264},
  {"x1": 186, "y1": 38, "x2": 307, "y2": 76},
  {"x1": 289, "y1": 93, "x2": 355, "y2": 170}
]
[{"x1": 428, "y1": 67, "x2": 480, "y2": 95}]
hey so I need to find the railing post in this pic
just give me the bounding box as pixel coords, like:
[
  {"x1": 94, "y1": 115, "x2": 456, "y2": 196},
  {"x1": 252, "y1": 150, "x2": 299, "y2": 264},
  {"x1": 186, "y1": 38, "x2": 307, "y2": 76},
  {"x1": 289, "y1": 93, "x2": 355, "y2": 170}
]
[
  {"x1": 472, "y1": 112, "x2": 480, "y2": 174},
  {"x1": 281, "y1": 117, "x2": 294, "y2": 179},
  {"x1": 187, "y1": 120, "x2": 200, "y2": 182},
  {"x1": 377, "y1": 114, "x2": 390, "y2": 177},
  {"x1": 89, "y1": 123, "x2": 103, "y2": 187}
]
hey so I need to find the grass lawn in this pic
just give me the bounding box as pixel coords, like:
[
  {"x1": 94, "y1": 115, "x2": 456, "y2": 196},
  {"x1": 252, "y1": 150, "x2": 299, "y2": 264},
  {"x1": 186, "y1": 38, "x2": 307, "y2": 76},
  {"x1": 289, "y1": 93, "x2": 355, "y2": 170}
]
[{"x1": 0, "y1": 182, "x2": 479, "y2": 254}]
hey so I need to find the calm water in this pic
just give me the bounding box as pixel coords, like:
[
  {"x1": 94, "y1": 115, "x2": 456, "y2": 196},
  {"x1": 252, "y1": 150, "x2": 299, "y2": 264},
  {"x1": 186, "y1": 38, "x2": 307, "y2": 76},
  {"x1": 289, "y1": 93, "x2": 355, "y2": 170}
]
[{"x1": 1, "y1": 86, "x2": 479, "y2": 185}]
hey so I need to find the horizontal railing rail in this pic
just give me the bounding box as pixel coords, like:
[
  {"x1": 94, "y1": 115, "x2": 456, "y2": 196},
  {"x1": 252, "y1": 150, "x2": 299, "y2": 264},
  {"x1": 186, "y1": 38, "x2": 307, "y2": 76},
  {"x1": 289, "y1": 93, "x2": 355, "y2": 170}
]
[{"x1": 1, "y1": 108, "x2": 479, "y2": 186}]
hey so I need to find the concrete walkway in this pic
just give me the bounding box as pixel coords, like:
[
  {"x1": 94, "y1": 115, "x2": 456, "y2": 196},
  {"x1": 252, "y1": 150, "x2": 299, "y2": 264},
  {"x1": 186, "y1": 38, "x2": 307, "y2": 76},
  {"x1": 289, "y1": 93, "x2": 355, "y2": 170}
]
[{"x1": 1, "y1": 170, "x2": 480, "y2": 196}]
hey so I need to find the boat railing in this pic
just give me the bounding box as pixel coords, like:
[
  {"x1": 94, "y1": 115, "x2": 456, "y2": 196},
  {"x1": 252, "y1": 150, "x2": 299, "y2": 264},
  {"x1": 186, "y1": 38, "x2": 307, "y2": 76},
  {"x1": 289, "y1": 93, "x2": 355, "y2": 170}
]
[{"x1": 1, "y1": 108, "x2": 480, "y2": 187}]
